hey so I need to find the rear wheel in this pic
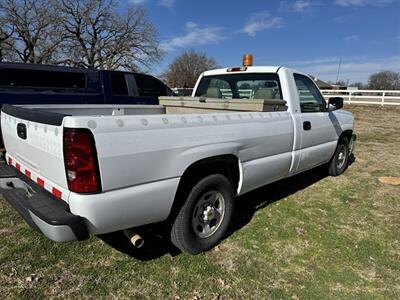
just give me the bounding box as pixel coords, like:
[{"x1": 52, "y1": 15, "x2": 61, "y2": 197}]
[
  {"x1": 171, "y1": 174, "x2": 234, "y2": 254},
  {"x1": 328, "y1": 136, "x2": 349, "y2": 176}
]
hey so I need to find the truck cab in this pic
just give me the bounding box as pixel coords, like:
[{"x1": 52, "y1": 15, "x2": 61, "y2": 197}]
[{"x1": 192, "y1": 65, "x2": 354, "y2": 177}]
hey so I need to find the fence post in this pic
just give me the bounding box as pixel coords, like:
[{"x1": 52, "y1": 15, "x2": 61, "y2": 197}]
[
  {"x1": 382, "y1": 92, "x2": 385, "y2": 106},
  {"x1": 348, "y1": 91, "x2": 352, "y2": 105}
]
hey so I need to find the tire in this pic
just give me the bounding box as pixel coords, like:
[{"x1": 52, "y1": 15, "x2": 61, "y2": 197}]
[
  {"x1": 171, "y1": 174, "x2": 235, "y2": 254},
  {"x1": 328, "y1": 136, "x2": 350, "y2": 176}
]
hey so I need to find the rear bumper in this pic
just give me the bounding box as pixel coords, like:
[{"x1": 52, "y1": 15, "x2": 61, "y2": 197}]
[
  {"x1": 0, "y1": 164, "x2": 88, "y2": 242},
  {"x1": 68, "y1": 177, "x2": 180, "y2": 235}
]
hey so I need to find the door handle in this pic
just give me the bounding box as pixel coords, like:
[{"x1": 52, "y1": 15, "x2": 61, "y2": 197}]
[
  {"x1": 303, "y1": 121, "x2": 311, "y2": 131},
  {"x1": 17, "y1": 123, "x2": 27, "y2": 140}
]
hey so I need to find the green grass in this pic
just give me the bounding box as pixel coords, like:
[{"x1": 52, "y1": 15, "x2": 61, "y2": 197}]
[{"x1": 1, "y1": 105, "x2": 399, "y2": 299}]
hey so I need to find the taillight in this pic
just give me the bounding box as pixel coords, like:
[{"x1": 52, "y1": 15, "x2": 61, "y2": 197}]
[{"x1": 63, "y1": 128, "x2": 101, "y2": 193}]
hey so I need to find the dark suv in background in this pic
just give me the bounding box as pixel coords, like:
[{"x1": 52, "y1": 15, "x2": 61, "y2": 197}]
[
  {"x1": 0, "y1": 63, "x2": 174, "y2": 149},
  {"x1": 0, "y1": 62, "x2": 173, "y2": 106}
]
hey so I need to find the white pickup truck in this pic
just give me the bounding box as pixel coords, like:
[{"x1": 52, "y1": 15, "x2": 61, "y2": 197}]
[{"x1": 0, "y1": 66, "x2": 356, "y2": 254}]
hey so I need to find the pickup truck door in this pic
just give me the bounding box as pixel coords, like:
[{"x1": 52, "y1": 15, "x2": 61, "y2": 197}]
[{"x1": 292, "y1": 74, "x2": 339, "y2": 172}]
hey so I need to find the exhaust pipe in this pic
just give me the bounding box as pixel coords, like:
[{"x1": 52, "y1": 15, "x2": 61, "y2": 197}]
[{"x1": 123, "y1": 228, "x2": 144, "y2": 248}]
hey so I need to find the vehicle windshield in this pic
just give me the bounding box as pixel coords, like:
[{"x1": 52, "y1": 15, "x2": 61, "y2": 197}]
[{"x1": 194, "y1": 73, "x2": 282, "y2": 100}]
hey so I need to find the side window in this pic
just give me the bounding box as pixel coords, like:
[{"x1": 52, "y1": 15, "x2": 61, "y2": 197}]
[
  {"x1": 110, "y1": 73, "x2": 128, "y2": 96},
  {"x1": 294, "y1": 74, "x2": 326, "y2": 113},
  {"x1": 135, "y1": 74, "x2": 167, "y2": 97},
  {"x1": 0, "y1": 69, "x2": 86, "y2": 91}
]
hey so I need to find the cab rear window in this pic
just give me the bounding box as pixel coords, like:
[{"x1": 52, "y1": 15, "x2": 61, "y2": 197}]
[{"x1": 195, "y1": 73, "x2": 282, "y2": 100}]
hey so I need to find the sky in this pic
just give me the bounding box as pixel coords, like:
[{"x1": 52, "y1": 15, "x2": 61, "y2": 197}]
[{"x1": 122, "y1": 0, "x2": 400, "y2": 83}]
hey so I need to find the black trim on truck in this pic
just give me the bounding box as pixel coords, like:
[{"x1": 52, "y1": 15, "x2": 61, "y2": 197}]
[
  {"x1": 1, "y1": 104, "x2": 68, "y2": 126},
  {"x1": 0, "y1": 164, "x2": 88, "y2": 242}
]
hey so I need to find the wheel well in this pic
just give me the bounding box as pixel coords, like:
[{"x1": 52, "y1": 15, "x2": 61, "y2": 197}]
[
  {"x1": 180, "y1": 155, "x2": 240, "y2": 193},
  {"x1": 167, "y1": 155, "x2": 240, "y2": 221},
  {"x1": 341, "y1": 130, "x2": 353, "y2": 141}
]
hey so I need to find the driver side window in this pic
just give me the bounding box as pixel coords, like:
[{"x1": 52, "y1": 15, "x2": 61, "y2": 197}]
[{"x1": 294, "y1": 74, "x2": 326, "y2": 113}]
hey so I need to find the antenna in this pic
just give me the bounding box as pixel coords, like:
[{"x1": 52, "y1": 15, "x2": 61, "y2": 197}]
[{"x1": 335, "y1": 57, "x2": 342, "y2": 85}]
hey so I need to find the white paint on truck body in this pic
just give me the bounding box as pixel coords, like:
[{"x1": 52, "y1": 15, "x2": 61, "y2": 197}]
[
  {"x1": 1, "y1": 67, "x2": 355, "y2": 235},
  {"x1": 63, "y1": 111, "x2": 294, "y2": 193},
  {"x1": 1, "y1": 114, "x2": 70, "y2": 201}
]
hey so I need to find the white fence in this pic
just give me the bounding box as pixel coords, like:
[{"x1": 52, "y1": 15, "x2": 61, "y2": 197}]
[
  {"x1": 320, "y1": 89, "x2": 400, "y2": 106},
  {"x1": 173, "y1": 87, "x2": 400, "y2": 106}
]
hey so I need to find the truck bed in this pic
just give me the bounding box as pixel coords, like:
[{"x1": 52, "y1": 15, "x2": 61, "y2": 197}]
[
  {"x1": 1, "y1": 102, "x2": 294, "y2": 192},
  {"x1": 13, "y1": 104, "x2": 166, "y2": 117},
  {"x1": 17, "y1": 94, "x2": 287, "y2": 118},
  {"x1": 1, "y1": 103, "x2": 294, "y2": 234}
]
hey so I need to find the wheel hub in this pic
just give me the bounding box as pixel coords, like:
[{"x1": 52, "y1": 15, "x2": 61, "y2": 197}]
[
  {"x1": 337, "y1": 145, "x2": 347, "y2": 169},
  {"x1": 202, "y1": 206, "x2": 216, "y2": 222},
  {"x1": 192, "y1": 191, "x2": 226, "y2": 239},
  {"x1": 338, "y1": 152, "x2": 344, "y2": 161}
]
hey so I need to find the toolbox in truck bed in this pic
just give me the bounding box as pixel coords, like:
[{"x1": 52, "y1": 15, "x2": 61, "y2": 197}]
[{"x1": 159, "y1": 96, "x2": 287, "y2": 114}]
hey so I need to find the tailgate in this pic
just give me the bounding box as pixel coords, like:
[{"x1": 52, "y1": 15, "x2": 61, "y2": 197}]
[{"x1": 1, "y1": 105, "x2": 69, "y2": 201}]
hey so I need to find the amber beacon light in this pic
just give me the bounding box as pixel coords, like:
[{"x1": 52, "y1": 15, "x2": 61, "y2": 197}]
[{"x1": 242, "y1": 53, "x2": 253, "y2": 66}]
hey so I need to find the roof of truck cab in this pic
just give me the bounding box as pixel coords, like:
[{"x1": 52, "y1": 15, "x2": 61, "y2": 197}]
[
  {"x1": 202, "y1": 66, "x2": 283, "y2": 77},
  {"x1": 0, "y1": 62, "x2": 95, "y2": 73},
  {"x1": 0, "y1": 62, "x2": 158, "y2": 77}
]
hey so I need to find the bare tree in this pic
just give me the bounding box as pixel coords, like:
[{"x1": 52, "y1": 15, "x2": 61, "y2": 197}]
[
  {"x1": 349, "y1": 82, "x2": 365, "y2": 89},
  {"x1": 328, "y1": 80, "x2": 347, "y2": 87},
  {"x1": 162, "y1": 50, "x2": 218, "y2": 88},
  {"x1": 57, "y1": 0, "x2": 162, "y2": 71},
  {"x1": 0, "y1": 0, "x2": 62, "y2": 64},
  {"x1": 0, "y1": 0, "x2": 161, "y2": 70},
  {"x1": 368, "y1": 70, "x2": 400, "y2": 90},
  {"x1": 0, "y1": 15, "x2": 13, "y2": 61}
]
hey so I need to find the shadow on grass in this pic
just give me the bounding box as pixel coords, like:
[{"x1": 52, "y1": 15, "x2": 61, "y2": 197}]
[
  {"x1": 230, "y1": 165, "x2": 327, "y2": 234},
  {"x1": 231, "y1": 154, "x2": 354, "y2": 233},
  {"x1": 99, "y1": 157, "x2": 356, "y2": 261},
  {"x1": 98, "y1": 227, "x2": 181, "y2": 261}
]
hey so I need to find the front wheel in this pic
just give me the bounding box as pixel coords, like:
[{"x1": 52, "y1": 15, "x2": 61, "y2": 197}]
[
  {"x1": 328, "y1": 136, "x2": 349, "y2": 176},
  {"x1": 170, "y1": 174, "x2": 235, "y2": 254}
]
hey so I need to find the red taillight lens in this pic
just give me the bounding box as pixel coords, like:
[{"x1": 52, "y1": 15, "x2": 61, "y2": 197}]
[
  {"x1": 63, "y1": 128, "x2": 101, "y2": 193},
  {"x1": 227, "y1": 67, "x2": 247, "y2": 72}
]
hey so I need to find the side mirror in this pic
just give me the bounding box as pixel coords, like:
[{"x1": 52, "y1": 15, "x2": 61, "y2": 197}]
[{"x1": 328, "y1": 97, "x2": 343, "y2": 110}]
